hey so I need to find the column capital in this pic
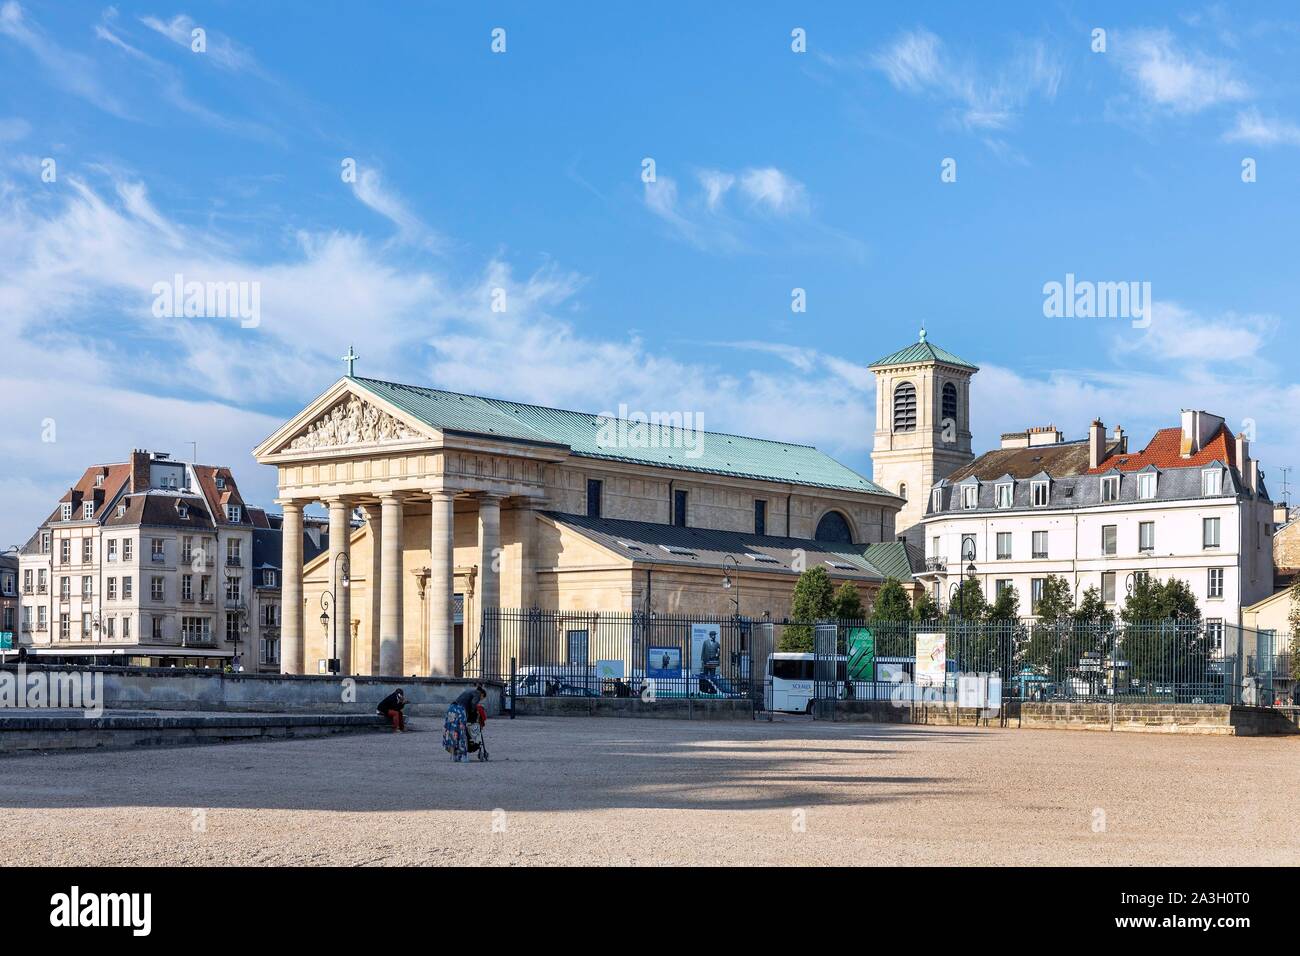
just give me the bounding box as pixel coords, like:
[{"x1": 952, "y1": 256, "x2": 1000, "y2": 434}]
[
  {"x1": 322, "y1": 496, "x2": 354, "y2": 508},
  {"x1": 473, "y1": 491, "x2": 506, "y2": 505},
  {"x1": 275, "y1": 498, "x2": 306, "y2": 512},
  {"x1": 424, "y1": 488, "x2": 457, "y2": 501}
]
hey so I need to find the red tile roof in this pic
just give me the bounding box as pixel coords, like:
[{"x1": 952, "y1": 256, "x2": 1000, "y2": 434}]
[{"x1": 1087, "y1": 424, "x2": 1236, "y2": 474}]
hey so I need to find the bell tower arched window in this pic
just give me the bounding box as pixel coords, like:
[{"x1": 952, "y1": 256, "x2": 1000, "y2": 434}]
[
  {"x1": 942, "y1": 382, "x2": 958, "y2": 423},
  {"x1": 893, "y1": 382, "x2": 917, "y2": 432}
]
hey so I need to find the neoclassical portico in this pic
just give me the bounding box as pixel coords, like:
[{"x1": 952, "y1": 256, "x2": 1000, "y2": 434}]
[{"x1": 254, "y1": 379, "x2": 561, "y2": 676}]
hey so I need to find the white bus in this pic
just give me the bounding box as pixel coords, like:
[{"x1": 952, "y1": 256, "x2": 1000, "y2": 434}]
[{"x1": 766, "y1": 653, "x2": 847, "y2": 713}]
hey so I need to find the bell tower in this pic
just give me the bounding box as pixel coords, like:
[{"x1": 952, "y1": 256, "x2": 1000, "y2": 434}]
[{"x1": 869, "y1": 328, "x2": 978, "y2": 534}]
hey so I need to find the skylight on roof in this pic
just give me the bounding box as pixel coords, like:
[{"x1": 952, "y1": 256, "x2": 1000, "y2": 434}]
[
  {"x1": 746, "y1": 553, "x2": 780, "y2": 564},
  {"x1": 824, "y1": 560, "x2": 857, "y2": 571},
  {"x1": 659, "y1": 545, "x2": 697, "y2": 557}
]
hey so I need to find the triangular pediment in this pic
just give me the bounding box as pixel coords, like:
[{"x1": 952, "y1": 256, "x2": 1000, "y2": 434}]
[{"x1": 254, "y1": 380, "x2": 437, "y2": 460}]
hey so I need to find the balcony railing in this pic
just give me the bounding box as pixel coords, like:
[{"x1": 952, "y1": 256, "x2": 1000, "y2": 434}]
[
  {"x1": 924, "y1": 558, "x2": 947, "y2": 573},
  {"x1": 199, "y1": 595, "x2": 214, "y2": 605},
  {"x1": 225, "y1": 557, "x2": 242, "y2": 567},
  {"x1": 180, "y1": 593, "x2": 194, "y2": 603},
  {"x1": 22, "y1": 585, "x2": 32, "y2": 595},
  {"x1": 151, "y1": 553, "x2": 166, "y2": 563},
  {"x1": 181, "y1": 634, "x2": 216, "y2": 648},
  {"x1": 36, "y1": 584, "x2": 47, "y2": 594}
]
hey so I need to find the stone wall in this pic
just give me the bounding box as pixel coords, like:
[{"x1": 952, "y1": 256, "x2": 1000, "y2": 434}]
[
  {"x1": 512, "y1": 696, "x2": 752, "y2": 720},
  {"x1": 0, "y1": 663, "x2": 501, "y2": 717}
]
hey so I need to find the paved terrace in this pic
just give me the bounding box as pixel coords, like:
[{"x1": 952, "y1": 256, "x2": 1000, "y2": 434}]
[{"x1": 0, "y1": 716, "x2": 1295, "y2": 866}]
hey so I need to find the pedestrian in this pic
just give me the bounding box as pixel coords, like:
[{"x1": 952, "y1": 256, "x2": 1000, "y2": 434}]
[
  {"x1": 443, "y1": 684, "x2": 486, "y2": 762},
  {"x1": 377, "y1": 688, "x2": 407, "y2": 733}
]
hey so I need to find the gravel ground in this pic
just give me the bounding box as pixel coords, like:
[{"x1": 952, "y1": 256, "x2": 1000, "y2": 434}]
[{"x1": 0, "y1": 716, "x2": 1295, "y2": 866}]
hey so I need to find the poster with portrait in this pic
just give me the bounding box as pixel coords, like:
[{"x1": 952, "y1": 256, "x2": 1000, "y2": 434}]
[
  {"x1": 647, "y1": 646, "x2": 682, "y2": 679},
  {"x1": 690, "y1": 622, "x2": 722, "y2": 673}
]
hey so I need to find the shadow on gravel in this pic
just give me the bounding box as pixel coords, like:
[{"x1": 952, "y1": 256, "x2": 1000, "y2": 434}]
[{"x1": 0, "y1": 718, "x2": 976, "y2": 814}]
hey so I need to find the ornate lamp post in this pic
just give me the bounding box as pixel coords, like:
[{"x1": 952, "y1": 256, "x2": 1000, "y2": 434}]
[
  {"x1": 320, "y1": 553, "x2": 350, "y2": 674},
  {"x1": 721, "y1": 554, "x2": 740, "y2": 619}
]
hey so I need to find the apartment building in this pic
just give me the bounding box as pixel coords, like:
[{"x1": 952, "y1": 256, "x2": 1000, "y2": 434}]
[
  {"x1": 16, "y1": 449, "x2": 259, "y2": 667},
  {"x1": 0, "y1": 553, "x2": 17, "y2": 655},
  {"x1": 916, "y1": 411, "x2": 1275, "y2": 650}
]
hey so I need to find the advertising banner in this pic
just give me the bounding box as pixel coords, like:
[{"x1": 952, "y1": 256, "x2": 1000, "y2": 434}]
[
  {"x1": 690, "y1": 623, "x2": 721, "y2": 673},
  {"x1": 647, "y1": 646, "x2": 682, "y2": 679},
  {"x1": 915, "y1": 632, "x2": 947, "y2": 687}
]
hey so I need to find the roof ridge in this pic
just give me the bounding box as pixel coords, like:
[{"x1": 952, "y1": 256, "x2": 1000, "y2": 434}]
[{"x1": 351, "y1": 375, "x2": 824, "y2": 450}]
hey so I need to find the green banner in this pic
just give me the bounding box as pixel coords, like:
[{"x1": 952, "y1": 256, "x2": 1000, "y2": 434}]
[{"x1": 846, "y1": 627, "x2": 875, "y2": 680}]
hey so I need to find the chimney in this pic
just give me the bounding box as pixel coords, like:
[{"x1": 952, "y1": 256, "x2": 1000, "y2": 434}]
[
  {"x1": 1112, "y1": 424, "x2": 1126, "y2": 453},
  {"x1": 1000, "y1": 431, "x2": 1029, "y2": 449},
  {"x1": 1235, "y1": 432, "x2": 1250, "y2": 483},
  {"x1": 1027, "y1": 425, "x2": 1064, "y2": 447},
  {"x1": 130, "y1": 449, "x2": 151, "y2": 492},
  {"x1": 1275, "y1": 503, "x2": 1291, "y2": 524},
  {"x1": 1088, "y1": 419, "x2": 1105, "y2": 469},
  {"x1": 1180, "y1": 410, "x2": 1226, "y2": 458},
  {"x1": 1249, "y1": 460, "x2": 1260, "y2": 495}
]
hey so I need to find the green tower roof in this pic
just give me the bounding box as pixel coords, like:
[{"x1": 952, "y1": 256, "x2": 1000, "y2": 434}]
[{"x1": 868, "y1": 329, "x2": 979, "y2": 371}]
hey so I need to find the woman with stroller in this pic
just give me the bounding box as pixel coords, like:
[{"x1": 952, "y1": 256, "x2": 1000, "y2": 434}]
[{"x1": 442, "y1": 684, "x2": 487, "y2": 762}]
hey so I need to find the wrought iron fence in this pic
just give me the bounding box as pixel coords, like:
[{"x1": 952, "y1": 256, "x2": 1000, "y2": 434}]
[{"x1": 468, "y1": 609, "x2": 1285, "y2": 712}]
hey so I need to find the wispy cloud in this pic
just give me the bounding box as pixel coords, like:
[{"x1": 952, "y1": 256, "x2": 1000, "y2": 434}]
[
  {"x1": 644, "y1": 165, "x2": 810, "y2": 252},
  {"x1": 351, "y1": 167, "x2": 444, "y2": 252},
  {"x1": 1113, "y1": 29, "x2": 1249, "y2": 115},
  {"x1": 1222, "y1": 107, "x2": 1300, "y2": 145},
  {"x1": 139, "y1": 13, "x2": 257, "y2": 73},
  {"x1": 0, "y1": 1, "x2": 130, "y2": 117},
  {"x1": 870, "y1": 28, "x2": 1062, "y2": 132}
]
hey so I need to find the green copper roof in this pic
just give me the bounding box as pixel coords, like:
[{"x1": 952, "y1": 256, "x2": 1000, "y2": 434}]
[
  {"x1": 349, "y1": 376, "x2": 890, "y2": 495},
  {"x1": 861, "y1": 540, "x2": 921, "y2": 580},
  {"x1": 868, "y1": 330, "x2": 979, "y2": 371}
]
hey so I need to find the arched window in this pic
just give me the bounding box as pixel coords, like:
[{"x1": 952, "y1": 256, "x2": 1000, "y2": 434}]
[
  {"x1": 893, "y1": 382, "x2": 917, "y2": 432},
  {"x1": 942, "y1": 382, "x2": 958, "y2": 423},
  {"x1": 899, "y1": 482, "x2": 908, "y2": 501},
  {"x1": 815, "y1": 510, "x2": 853, "y2": 544}
]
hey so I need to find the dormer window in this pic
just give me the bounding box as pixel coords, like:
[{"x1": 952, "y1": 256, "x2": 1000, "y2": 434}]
[
  {"x1": 215, "y1": 476, "x2": 226, "y2": 490},
  {"x1": 1031, "y1": 480, "x2": 1050, "y2": 507},
  {"x1": 1202, "y1": 468, "x2": 1222, "y2": 496},
  {"x1": 995, "y1": 483, "x2": 1013, "y2": 508},
  {"x1": 225, "y1": 504, "x2": 241, "y2": 523},
  {"x1": 1100, "y1": 476, "x2": 1120, "y2": 503},
  {"x1": 95, "y1": 474, "x2": 104, "y2": 487},
  {"x1": 931, "y1": 488, "x2": 943, "y2": 512},
  {"x1": 61, "y1": 503, "x2": 72, "y2": 521},
  {"x1": 177, "y1": 502, "x2": 189, "y2": 520},
  {"x1": 1137, "y1": 472, "x2": 1157, "y2": 500},
  {"x1": 82, "y1": 502, "x2": 94, "y2": 519},
  {"x1": 961, "y1": 484, "x2": 978, "y2": 509},
  {"x1": 117, "y1": 503, "x2": 127, "y2": 518}
]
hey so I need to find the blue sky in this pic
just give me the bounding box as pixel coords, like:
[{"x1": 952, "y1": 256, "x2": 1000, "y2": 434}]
[{"x1": 2, "y1": 0, "x2": 1299, "y2": 544}]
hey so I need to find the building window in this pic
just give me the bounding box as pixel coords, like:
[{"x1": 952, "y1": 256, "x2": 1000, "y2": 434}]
[
  {"x1": 107, "y1": 577, "x2": 117, "y2": 601},
  {"x1": 1138, "y1": 472, "x2": 1157, "y2": 499},
  {"x1": 1030, "y1": 578, "x2": 1046, "y2": 613},
  {"x1": 59, "y1": 613, "x2": 70, "y2": 640},
  {"x1": 61, "y1": 502, "x2": 72, "y2": 521},
  {"x1": 37, "y1": 607, "x2": 47, "y2": 630},
  {"x1": 226, "y1": 616, "x2": 242, "y2": 644},
  {"x1": 152, "y1": 617, "x2": 163, "y2": 641},
  {"x1": 123, "y1": 539, "x2": 133, "y2": 561},
  {"x1": 995, "y1": 483, "x2": 1013, "y2": 508},
  {"x1": 941, "y1": 381, "x2": 958, "y2": 423},
  {"x1": 815, "y1": 511, "x2": 853, "y2": 544},
  {"x1": 107, "y1": 539, "x2": 117, "y2": 561},
  {"x1": 123, "y1": 576, "x2": 133, "y2": 600},
  {"x1": 226, "y1": 504, "x2": 241, "y2": 523},
  {"x1": 931, "y1": 536, "x2": 941, "y2": 558},
  {"x1": 1207, "y1": 568, "x2": 1224, "y2": 599},
  {"x1": 754, "y1": 499, "x2": 767, "y2": 535},
  {"x1": 226, "y1": 576, "x2": 242, "y2": 604},
  {"x1": 81, "y1": 575, "x2": 92, "y2": 598},
  {"x1": 123, "y1": 617, "x2": 131, "y2": 639},
  {"x1": 215, "y1": 476, "x2": 226, "y2": 490},
  {"x1": 83, "y1": 538, "x2": 93, "y2": 563},
  {"x1": 40, "y1": 531, "x2": 51, "y2": 553},
  {"x1": 1031, "y1": 481, "x2": 1049, "y2": 507},
  {"x1": 81, "y1": 612, "x2": 92, "y2": 638},
  {"x1": 961, "y1": 485, "x2": 978, "y2": 509},
  {"x1": 1102, "y1": 525, "x2": 1117, "y2": 556},
  {"x1": 182, "y1": 575, "x2": 193, "y2": 601},
  {"x1": 1203, "y1": 517, "x2": 1221, "y2": 549},
  {"x1": 59, "y1": 576, "x2": 70, "y2": 599},
  {"x1": 996, "y1": 579, "x2": 1013, "y2": 597},
  {"x1": 996, "y1": 532, "x2": 1012, "y2": 560},
  {"x1": 673, "y1": 489, "x2": 688, "y2": 528},
  {"x1": 151, "y1": 577, "x2": 165, "y2": 601},
  {"x1": 1207, "y1": 618, "x2": 1224, "y2": 653},
  {"x1": 60, "y1": 539, "x2": 70, "y2": 564},
  {"x1": 262, "y1": 569, "x2": 277, "y2": 588},
  {"x1": 181, "y1": 537, "x2": 193, "y2": 564},
  {"x1": 898, "y1": 482, "x2": 907, "y2": 502},
  {"x1": 1032, "y1": 531, "x2": 1048, "y2": 560},
  {"x1": 1102, "y1": 572, "x2": 1116, "y2": 603},
  {"x1": 1100, "y1": 476, "x2": 1120, "y2": 502},
  {"x1": 892, "y1": 382, "x2": 917, "y2": 432},
  {"x1": 931, "y1": 488, "x2": 943, "y2": 512},
  {"x1": 1202, "y1": 469, "x2": 1222, "y2": 496},
  {"x1": 1138, "y1": 521, "x2": 1155, "y2": 553},
  {"x1": 106, "y1": 617, "x2": 115, "y2": 639},
  {"x1": 586, "y1": 479, "x2": 603, "y2": 518},
  {"x1": 960, "y1": 534, "x2": 976, "y2": 562},
  {"x1": 152, "y1": 538, "x2": 165, "y2": 562},
  {"x1": 227, "y1": 538, "x2": 242, "y2": 566}
]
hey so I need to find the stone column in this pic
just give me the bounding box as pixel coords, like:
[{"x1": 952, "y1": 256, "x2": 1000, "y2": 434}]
[
  {"x1": 278, "y1": 500, "x2": 304, "y2": 675},
  {"x1": 516, "y1": 500, "x2": 538, "y2": 610},
  {"x1": 361, "y1": 503, "x2": 383, "y2": 675},
  {"x1": 428, "y1": 490, "x2": 456, "y2": 677},
  {"x1": 326, "y1": 498, "x2": 352, "y2": 675},
  {"x1": 379, "y1": 494, "x2": 404, "y2": 676},
  {"x1": 477, "y1": 494, "x2": 503, "y2": 679}
]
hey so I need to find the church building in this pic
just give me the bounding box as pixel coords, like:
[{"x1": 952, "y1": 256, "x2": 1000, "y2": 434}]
[{"x1": 252, "y1": 333, "x2": 967, "y2": 677}]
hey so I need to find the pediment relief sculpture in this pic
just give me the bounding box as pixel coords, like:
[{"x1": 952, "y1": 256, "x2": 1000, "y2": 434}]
[{"x1": 285, "y1": 394, "x2": 420, "y2": 452}]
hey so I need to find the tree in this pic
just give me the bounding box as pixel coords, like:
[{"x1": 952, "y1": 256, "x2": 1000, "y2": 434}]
[
  {"x1": 1034, "y1": 575, "x2": 1074, "y2": 622},
  {"x1": 1121, "y1": 575, "x2": 1201, "y2": 624},
  {"x1": 1073, "y1": 585, "x2": 1114, "y2": 629},
  {"x1": 780, "y1": 566, "x2": 835, "y2": 651},
  {"x1": 831, "y1": 581, "x2": 866, "y2": 621},
  {"x1": 1121, "y1": 576, "x2": 1204, "y2": 686},
  {"x1": 869, "y1": 578, "x2": 910, "y2": 622},
  {"x1": 1289, "y1": 578, "x2": 1300, "y2": 686},
  {"x1": 950, "y1": 576, "x2": 987, "y2": 619},
  {"x1": 985, "y1": 583, "x2": 1020, "y2": 621},
  {"x1": 911, "y1": 589, "x2": 940, "y2": 623}
]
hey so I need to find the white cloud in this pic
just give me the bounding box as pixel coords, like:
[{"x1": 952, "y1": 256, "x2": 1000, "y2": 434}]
[
  {"x1": 871, "y1": 28, "x2": 1062, "y2": 132},
  {"x1": 1222, "y1": 107, "x2": 1300, "y2": 146},
  {"x1": 644, "y1": 165, "x2": 810, "y2": 251},
  {"x1": 139, "y1": 14, "x2": 256, "y2": 73},
  {"x1": 351, "y1": 167, "x2": 444, "y2": 251},
  {"x1": 738, "y1": 167, "x2": 808, "y2": 216},
  {"x1": 1114, "y1": 30, "x2": 1249, "y2": 114},
  {"x1": 696, "y1": 169, "x2": 735, "y2": 211},
  {"x1": 0, "y1": 1, "x2": 130, "y2": 117}
]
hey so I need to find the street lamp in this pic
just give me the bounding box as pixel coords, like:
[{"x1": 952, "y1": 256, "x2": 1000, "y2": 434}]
[
  {"x1": 721, "y1": 554, "x2": 740, "y2": 619},
  {"x1": 320, "y1": 553, "x2": 350, "y2": 675}
]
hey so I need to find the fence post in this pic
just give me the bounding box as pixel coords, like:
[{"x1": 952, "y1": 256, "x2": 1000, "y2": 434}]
[{"x1": 509, "y1": 655, "x2": 516, "y2": 720}]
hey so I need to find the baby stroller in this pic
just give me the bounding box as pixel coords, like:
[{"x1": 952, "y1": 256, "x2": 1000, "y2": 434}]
[{"x1": 466, "y1": 704, "x2": 490, "y2": 761}]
